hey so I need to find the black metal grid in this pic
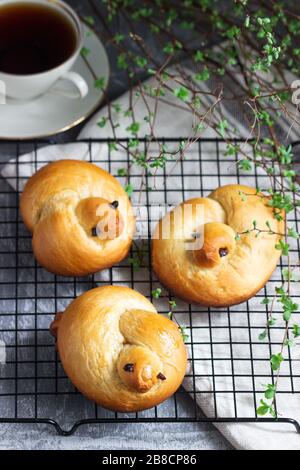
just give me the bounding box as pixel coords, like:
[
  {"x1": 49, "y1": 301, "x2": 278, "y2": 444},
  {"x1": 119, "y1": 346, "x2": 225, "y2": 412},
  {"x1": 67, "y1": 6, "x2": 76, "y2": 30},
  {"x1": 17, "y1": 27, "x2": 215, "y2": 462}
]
[{"x1": 0, "y1": 137, "x2": 299, "y2": 436}]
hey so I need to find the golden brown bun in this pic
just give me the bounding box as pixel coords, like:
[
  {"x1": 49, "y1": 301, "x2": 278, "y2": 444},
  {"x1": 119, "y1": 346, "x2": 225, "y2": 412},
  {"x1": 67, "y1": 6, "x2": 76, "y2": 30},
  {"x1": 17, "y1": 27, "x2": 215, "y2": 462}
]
[
  {"x1": 51, "y1": 286, "x2": 187, "y2": 412},
  {"x1": 20, "y1": 160, "x2": 135, "y2": 276},
  {"x1": 152, "y1": 185, "x2": 284, "y2": 307}
]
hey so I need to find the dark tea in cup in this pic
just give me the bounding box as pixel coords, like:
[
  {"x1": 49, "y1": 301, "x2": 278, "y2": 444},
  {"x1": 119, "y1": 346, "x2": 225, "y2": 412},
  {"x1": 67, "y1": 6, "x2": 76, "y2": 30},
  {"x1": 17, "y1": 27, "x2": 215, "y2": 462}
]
[{"x1": 0, "y1": 1, "x2": 78, "y2": 75}]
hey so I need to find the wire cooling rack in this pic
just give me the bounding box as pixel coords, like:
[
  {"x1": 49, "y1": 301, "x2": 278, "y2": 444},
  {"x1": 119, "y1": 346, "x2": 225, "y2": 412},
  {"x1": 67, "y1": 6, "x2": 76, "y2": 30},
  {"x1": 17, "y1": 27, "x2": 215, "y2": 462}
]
[{"x1": 0, "y1": 137, "x2": 299, "y2": 436}]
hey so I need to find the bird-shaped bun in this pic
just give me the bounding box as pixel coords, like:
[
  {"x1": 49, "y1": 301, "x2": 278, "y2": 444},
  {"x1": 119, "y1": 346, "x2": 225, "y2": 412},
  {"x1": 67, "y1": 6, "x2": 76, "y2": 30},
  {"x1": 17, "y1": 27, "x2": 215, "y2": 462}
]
[
  {"x1": 50, "y1": 286, "x2": 187, "y2": 412},
  {"x1": 152, "y1": 184, "x2": 284, "y2": 307},
  {"x1": 20, "y1": 160, "x2": 135, "y2": 276}
]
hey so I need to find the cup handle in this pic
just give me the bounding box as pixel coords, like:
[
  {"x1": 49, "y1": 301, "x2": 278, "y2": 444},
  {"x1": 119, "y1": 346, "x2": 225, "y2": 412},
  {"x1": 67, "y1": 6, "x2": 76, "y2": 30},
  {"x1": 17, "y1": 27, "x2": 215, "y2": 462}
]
[{"x1": 51, "y1": 71, "x2": 89, "y2": 99}]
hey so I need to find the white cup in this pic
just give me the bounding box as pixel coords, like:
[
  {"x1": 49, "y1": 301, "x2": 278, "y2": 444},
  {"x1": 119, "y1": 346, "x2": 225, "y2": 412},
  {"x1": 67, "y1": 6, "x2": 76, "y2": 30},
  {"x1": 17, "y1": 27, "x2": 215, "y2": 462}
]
[{"x1": 0, "y1": 0, "x2": 89, "y2": 101}]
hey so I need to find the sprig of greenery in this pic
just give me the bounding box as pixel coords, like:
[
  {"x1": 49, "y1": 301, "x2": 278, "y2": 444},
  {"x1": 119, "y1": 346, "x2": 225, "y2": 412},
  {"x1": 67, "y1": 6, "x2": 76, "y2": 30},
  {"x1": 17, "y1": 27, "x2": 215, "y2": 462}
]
[
  {"x1": 233, "y1": 186, "x2": 299, "y2": 416},
  {"x1": 167, "y1": 300, "x2": 189, "y2": 343}
]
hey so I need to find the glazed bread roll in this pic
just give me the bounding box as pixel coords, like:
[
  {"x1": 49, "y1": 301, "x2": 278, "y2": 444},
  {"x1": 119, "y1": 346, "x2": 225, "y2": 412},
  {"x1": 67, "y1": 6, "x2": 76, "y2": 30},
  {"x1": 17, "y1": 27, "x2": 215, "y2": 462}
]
[
  {"x1": 51, "y1": 286, "x2": 187, "y2": 412},
  {"x1": 20, "y1": 160, "x2": 135, "y2": 276},
  {"x1": 152, "y1": 184, "x2": 284, "y2": 307}
]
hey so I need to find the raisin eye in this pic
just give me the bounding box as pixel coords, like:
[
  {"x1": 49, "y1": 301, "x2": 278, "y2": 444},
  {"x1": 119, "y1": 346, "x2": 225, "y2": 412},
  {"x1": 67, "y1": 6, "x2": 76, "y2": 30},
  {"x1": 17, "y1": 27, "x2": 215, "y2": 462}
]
[
  {"x1": 110, "y1": 201, "x2": 119, "y2": 209},
  {"x1": 157, "y1": 373, "x2": 166, "y2": 380},
  {"x1": 123, "y1": 363, "x2": 135, "y2": 372},
  {"x1": 219, "y1": 247, "x2": 228, "y2": 257},
  {"x1": 92, "y1": 227, "x2": 98, "y2": 237}
]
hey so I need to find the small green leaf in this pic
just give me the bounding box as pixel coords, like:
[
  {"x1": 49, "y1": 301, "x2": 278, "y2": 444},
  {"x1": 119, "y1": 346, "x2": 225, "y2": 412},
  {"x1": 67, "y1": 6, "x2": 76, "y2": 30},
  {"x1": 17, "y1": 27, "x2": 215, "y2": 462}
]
[
  {"x1": 108, "y1": 142, "x2": 118, "y2": 152},
  {"x1": 114, "y1": 33, "x2": 125, "y2": 44},
  {"x1": 245, "y1": 15, "x2": 250, "y2": 28},
  {"x1": 179, "y1": 326, "x2": 189, "y2": 343},
  {"x1": 128, "y1": 139, "x2": 139, "y2": 149},
  {"x1": 265, "y1": 220, "x2": 272, "y2": 231},
  {"x1": 270, "y1": 353, "x2": 284, "y2": 371},
  {"x1": 84, "y1": 15, "x2": 95, "y2": 26},
  {"x1": 288, "y1": 227, "x2": 299, "y2": 239},
  {"x1": 257, "y1": 399, "x2": 271, "y2": 416},
  {"x1": 283, "y1": 309, "x2": 292, "y2": 322},
  {"x1": 292, "y1": 324, "x2": 300, "y2": 338},
  {"x1": 194, "y1": 50, "x2": 204, "y2": 62},
  {"x1": 238, "y1": 159, "x2": 252, "y2": 171},
  {"x1": 282, "y1": 268, "x2": 293, "y2": 281},
  {"x1": 128, "y1": 256, "x2": 141, "y2": 271},
  {"x1": 81, "y1": 47, "x2": 90, "y2": 58},
  {"x1": 125, "y1": 183, "x2": 134, "y2": 198},
  {"x1": 217, "y1": 119, "x2": 229, "y2": 138},
  {"x1": 97, "y1": 117, "x2": 107, "y2": 128},
  {"x1": 268, "y1": 318, "x2": 276, "y2": 327},
  {"x1": 152, "y1": 288, "x2": 162, "y2": 299},
  {"x1": 117, "y1": 52, "x2": 128, "y2": 70},
  {"x1": 226, "y1": 25, "x2": 240, "y2": 39},
  {"x1": 259, "y1": 330, "x2": 267, "y2": 341},
  {"x1": 134, "y1": 56, "x2": 148, "y2": 68},
  {"x1": 284, "y1": 338, "x2": 294, "y2": 347},
  {"x1": 117, "y1": 168, "x2": 127, "y2": 177},
  {"x1": 275, "y1": 240, "x2": 290, "y2": 256},
  {"x1": 95, "y1": 77, "x2": 106, "y2": 90},
  {"x1": 113, "y1": 103, "x2": 122, "y2": 114},
  {"x1": 163, "y1": 42, "x2": 175, "y2": 54},
  {"x1": 264, "y1": 384, "x2": 276, "y2": 400},
  {"x1": 126, "y1": 122, "x2": 140, "y2": 135},
  {"x1": 194, "y1": 122, "x2": 205, "y2": 133},
  {"x1": 173, "y1": 87, "x2": 190, "y2": 102},
  {"x1": 194, "y1": 67, "x2": 210, "y2": 82}
]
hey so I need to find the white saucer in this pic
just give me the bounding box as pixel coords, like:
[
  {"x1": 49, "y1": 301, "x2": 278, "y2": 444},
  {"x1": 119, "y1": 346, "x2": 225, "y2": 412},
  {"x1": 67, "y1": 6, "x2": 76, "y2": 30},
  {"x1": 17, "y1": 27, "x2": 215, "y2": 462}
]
[{"x1": 0, "y1": 25, "x2": 110, "y2": 140}]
